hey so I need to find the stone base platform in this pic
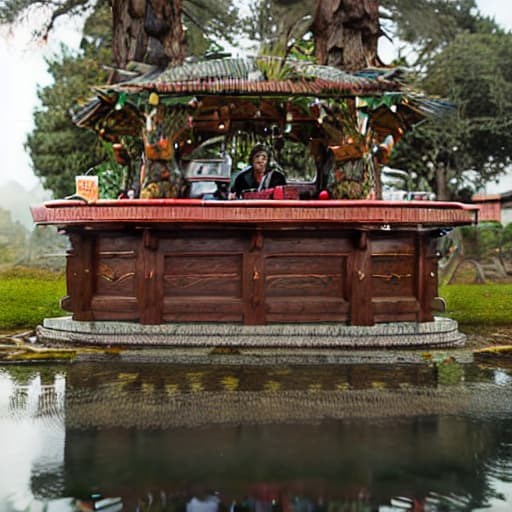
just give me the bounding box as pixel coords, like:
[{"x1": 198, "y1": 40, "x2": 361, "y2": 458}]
[{"x1": 37, "y1": 316, "x2": 466, "y2": 349}]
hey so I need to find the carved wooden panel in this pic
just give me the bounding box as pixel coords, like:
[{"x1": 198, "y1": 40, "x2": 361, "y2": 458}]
[
  {"x1": 163, "y1": 299, "x2": 244, "y2": 322},
  {"x1": 94, "y1": 235, "x2": 137, "y2": 296},
  {"x1": 161, "y1": 233, "x2": 246, "y2": 322},
  {"x1": 90, "y1": 297, "x2": 139, "y2": 320},
  {"x1": 371, "y1": 235, "x2": 415, "y2": 255},
  {"x1": 372, "y1": 297, "x2": 419, "y2": 323},
  {"x1": 371, "y1": 256, "x2": 415, "y2": 297},
  {"x1": 163, "y1": 254, "x2": 243, "y2": 297},
  {"x1": 264, "y1": 231, "x2": 354, "y2": 253},
  {"x1": 264, "y1": 234, "x2": 350, "y2": 322},
  {"x1": 265, "y1": 297, "x2": 349, "y2": 322},
  {"x1": 95, "y1": 259, "x2": 136, "y2": 296},
  {"x1": 370, "y1": 234, "x2": 418, "y2": 322},
  {"x1": 371, "y1": 235, "x2": 415, "y2": 298},
  {"x1": 265, "y1": 255, "x2": 346, "y2": 298},
  {"x1": 160, "y1": 233, "x2": 249, "y2": 253}
]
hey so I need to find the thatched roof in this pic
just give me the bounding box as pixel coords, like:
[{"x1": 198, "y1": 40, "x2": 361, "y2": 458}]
[
  {"x1": 71, "y1": 56, "x2": 453, "y2": 141},
  {"x1": 110, "y1": 56, "x2": 402, "y2": 97}
]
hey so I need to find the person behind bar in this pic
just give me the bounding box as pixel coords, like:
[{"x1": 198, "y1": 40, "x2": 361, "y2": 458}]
[{"x1": 230, "y1": 144, "x2": 285, "y2": 198}]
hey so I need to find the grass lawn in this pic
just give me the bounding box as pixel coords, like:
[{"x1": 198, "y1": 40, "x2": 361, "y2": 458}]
[
  {"x1": 0, "y1": 267, "x2": 66, "y2": 332},
  {"x1": 440, "y1": 283, "x2": 512, "y2": 325}
]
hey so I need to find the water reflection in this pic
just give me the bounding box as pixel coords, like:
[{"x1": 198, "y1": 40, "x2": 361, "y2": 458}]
[
  {"x1": 0, "y1": 368, "x2": 66, "y2": 510},
  {"x1": 1, "y1": 362, "x2": 512, "y2": 511}
]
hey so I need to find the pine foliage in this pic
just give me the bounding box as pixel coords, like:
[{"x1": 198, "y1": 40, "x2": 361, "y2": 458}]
[{"x1": 26, "y1": 44, "x2": 111, "y2": 198}]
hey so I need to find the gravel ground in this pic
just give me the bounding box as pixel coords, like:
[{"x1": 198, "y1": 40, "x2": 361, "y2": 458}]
[{"x1": 462, "y1": 325, "x2": 512, "y2": 349}]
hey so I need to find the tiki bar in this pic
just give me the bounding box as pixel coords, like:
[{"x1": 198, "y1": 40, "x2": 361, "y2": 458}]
[{"x1": 32, "y1": 57, "x2": 477, "y2": 348}]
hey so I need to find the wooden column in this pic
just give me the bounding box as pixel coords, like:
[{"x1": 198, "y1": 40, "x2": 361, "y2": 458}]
[
  {"x1": 65, "y1": 232, "x2": 95, "y2": 321},
  {"x1": 138, "y1": 229, "x2": 163, "y2": 324},
  {"x1": 243, "y1": 230, "x2": 265, "y2": 325},
  {"x1": 348, "y1": 230, "x2": 374, "y2": 325},
  {"x1": 418, "y1": 232, "x2": 438, "y2": 322}
]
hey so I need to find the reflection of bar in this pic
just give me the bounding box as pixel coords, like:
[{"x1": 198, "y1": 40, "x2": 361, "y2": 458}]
[
  {"x1": 58, "y1": 363, "x2": 512, "y2": 509},
  {"x1": 66, "y1": 419, "x2": 496, "y2": 501},
  {"x1": 63, "y1": 362, "x2": 512, "y2": 430},
  {"x1": 68, "y1": 385, "x2": 469, "y2": 429}
]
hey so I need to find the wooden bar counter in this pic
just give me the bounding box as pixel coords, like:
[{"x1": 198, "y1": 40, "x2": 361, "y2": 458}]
[{"x1": 31, "y1": 199, "x2": 477, "y2": 327}]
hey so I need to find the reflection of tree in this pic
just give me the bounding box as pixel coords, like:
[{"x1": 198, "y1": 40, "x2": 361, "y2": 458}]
[
  {"x1": 8, "y1": 373, "x2": 65, "y2": 418},
  {"x1": 0, "y1": 369, "x2": 66, "y2": 509},
  {"x1": 484, "y1": 420, "x2": 512, "y2": 490},
  {"x1": 62, "y1": 414, "x2": 508, "y2": 510}
]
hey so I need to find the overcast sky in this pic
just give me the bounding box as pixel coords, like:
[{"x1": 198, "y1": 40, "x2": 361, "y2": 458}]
[{"x1": 0, "y1": 0, "x2": 511, "y2": 191}]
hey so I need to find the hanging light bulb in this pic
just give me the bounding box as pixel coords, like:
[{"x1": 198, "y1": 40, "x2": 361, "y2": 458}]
[
  {"x1": 115, "y1": 92, "x2": 126, "y2": 111},
  {"x1": 148, "y1": 92, "x2": 160, "y2": 106}
]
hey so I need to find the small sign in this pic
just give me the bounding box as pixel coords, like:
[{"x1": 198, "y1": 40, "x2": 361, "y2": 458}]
[{"x1": 75, "y1": 175, "x2": 99, "y2": 203}]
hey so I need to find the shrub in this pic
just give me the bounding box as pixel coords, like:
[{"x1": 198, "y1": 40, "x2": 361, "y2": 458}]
[{"x1": 440, "y1": 283, "x2": 512, "y2": 325}]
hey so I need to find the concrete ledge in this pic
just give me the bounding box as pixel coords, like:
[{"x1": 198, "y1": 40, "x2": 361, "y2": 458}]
[{"x1": 37, "y1": 316, "x2": 466, "y2": 349}]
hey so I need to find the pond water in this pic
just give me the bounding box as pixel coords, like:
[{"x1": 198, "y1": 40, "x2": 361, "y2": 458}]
[{"x1": 1, "y1": 360, "x2": 512, "y2": 512}]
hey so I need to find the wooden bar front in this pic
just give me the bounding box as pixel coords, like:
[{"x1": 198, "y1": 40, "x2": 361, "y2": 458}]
[{"x1": 31, "y1": 199, "x2": 477, "y2": 326}]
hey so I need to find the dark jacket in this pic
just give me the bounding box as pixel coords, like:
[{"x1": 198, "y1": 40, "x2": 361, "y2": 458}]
[{"x1": 231, "y1": 166, "x2": 286, "y2": 198}]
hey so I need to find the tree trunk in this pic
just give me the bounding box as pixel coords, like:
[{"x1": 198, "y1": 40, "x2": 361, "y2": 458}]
[
  {"x1": 312, "y1": 0, "x2": 381, "y2": 72},
  {"x1": 112, "y1": 0, "x2": 185, "y2": 70},
  {"x1": 435, "y1": 165, "x2": 449, "y2": 201}
]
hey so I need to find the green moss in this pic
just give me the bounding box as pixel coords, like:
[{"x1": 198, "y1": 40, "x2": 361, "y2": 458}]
[
  {"x1": 437, "y1": 359, "x2": 464, "y2": 385},
  {"x1": 210, "y1": 346, "x2": 241, "y2": 355},
  {"x1": 5, "y1": 350, "x2": 77, "y2": 361},
  {"x1": 474, "y1": 345, "x2": 512, "y2": 356},
  {"x1": 0, "y1": 267, "x2": 66, "y2": 331},
  {"x1": 439, "y1": 283, "x2": 512, "y2": 325}
]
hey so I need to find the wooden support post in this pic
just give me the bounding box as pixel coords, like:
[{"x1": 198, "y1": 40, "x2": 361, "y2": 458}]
[
  {"x1": 348, "y1": 230, "x2": 374, "y2": 325},
  {"x1": 138, "y1": 229, "x2": 163, "y2": 324},
  {"x1": 418, "y1": 232, "x2": 437, "y2": 322},
  {"x1": 243, "y1": 230, "x2": 265, "y2": 325},
  {"x1": 66, "y1": 232, "x2": 95, "y2": 321}
]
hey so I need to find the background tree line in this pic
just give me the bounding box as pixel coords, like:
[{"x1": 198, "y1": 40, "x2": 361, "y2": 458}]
[{"x1": 1, "y1": 0, "x2": 511, "y2": 201}]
